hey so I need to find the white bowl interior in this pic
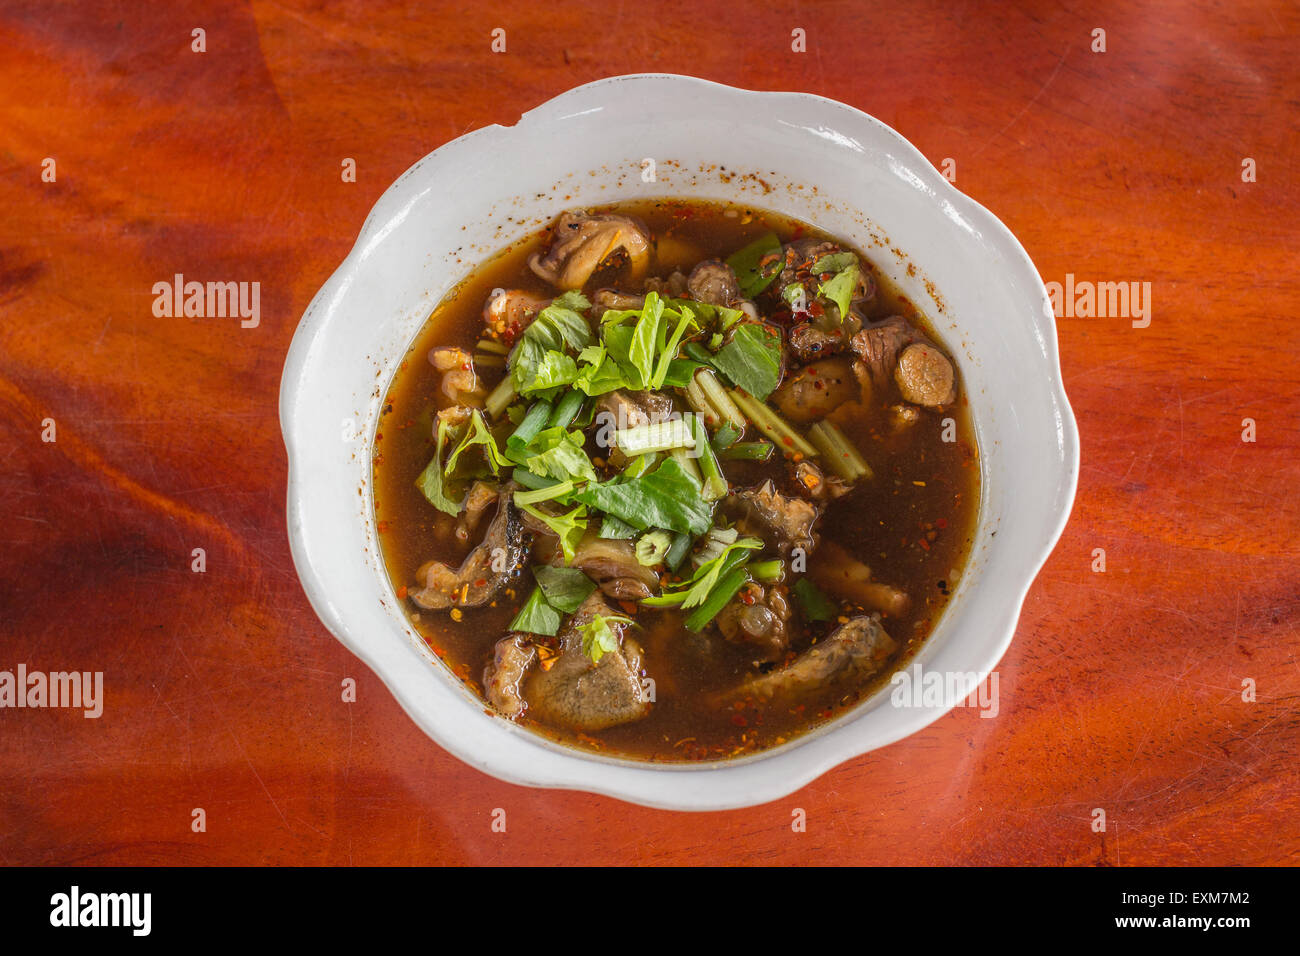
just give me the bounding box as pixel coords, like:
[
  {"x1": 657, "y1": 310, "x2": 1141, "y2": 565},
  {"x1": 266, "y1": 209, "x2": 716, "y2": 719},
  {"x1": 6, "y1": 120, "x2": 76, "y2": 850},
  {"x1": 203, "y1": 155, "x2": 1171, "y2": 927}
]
[{"x1": 281, "y1": 74, "x2": 1078, "y2": 810}]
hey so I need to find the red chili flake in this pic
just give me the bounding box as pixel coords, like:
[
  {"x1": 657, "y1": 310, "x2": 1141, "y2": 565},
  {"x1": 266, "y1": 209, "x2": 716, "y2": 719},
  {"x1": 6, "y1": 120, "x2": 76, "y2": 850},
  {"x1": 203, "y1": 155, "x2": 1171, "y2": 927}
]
[
  {"x1": 396, "y1": 585, "x2": 408, "y2": 599},
  {"x1": 782, "y1": 436, "x2": 794, "y2": 446},
  {"x1": 919, "y1": 538, "x2": 931, "y2": 551},
  {"x1": 731, "y1": 714, "x2": 748, "y2": 727},
  {"x1": 936, "y1": 518, "x2": 948, "y2": 529},
  {"x1": 473, "y1": 578, "x2": 487, "y2": 587}
]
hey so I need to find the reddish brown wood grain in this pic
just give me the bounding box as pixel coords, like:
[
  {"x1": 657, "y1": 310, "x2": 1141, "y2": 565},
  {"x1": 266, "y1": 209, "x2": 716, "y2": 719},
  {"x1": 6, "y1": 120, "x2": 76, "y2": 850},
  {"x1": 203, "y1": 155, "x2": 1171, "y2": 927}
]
[{"x1": 0, "y1": 0, "x2": 1296, "y2": 866}]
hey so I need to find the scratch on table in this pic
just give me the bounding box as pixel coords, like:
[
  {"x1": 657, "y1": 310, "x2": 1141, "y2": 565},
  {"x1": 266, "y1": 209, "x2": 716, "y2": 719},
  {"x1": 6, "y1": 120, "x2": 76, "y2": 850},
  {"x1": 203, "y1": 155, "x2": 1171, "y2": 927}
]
[
  {"x1": 173, "y1": 641, "x2": 292, "y2": 834},
  {"x1": 971, "y1": 44, "x2": 1069, "y2": 158}
]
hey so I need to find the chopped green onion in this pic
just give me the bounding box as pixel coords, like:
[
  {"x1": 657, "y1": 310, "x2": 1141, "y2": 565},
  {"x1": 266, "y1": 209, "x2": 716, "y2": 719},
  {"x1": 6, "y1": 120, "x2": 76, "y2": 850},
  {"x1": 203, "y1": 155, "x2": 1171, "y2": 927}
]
[
  {"x1": 473, "y1": 353, "x2": 506, "y2": 368},
  {"x1": 579, "y1": 613, "x2": 632, "y2": 663},
  {"x1": 664, "y1": 531, "x2": 692, "y2": 571},
  {"x1": 511, "y1": 467, "x2": 562, "y2": 491},
  {"x1": 710, "y1": 422, "x2": 742, "y2": 452},
  {"x1": 719, "y1": 441, "x2": 775, "y2": 461},
  {"x1": 547, "y1": 390, "x2": 585, "y2": 430},
  {"x1": 684, "y1": 567, "x2": 749, "y2": 632},
  {"x1": 506, "y1": 400, "x2": 552, "y2": 454},
  {"x1": 807, "y1": 420, "x2": 873, "y2": 480},
  {"x1": 749, "y1": 559, "x2": 784, "y2": 583},
  {"x1": 476, "y1": 338, "x2": 509, "y2": 355}
]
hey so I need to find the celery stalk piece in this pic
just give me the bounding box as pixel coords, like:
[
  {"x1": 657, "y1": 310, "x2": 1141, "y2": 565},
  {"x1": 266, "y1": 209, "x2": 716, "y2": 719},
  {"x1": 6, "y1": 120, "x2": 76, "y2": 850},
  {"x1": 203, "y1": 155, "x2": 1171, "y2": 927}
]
[
  {"x1": 807, "y1": 421, "x2": 873, "y2": 480},
  {"x1": 687, "y1": 413, "x2": 727, "y2": 501},
  {"x1": 484, "y1": 375, "x2": 517, "y2": 419},
  {"x1": 614, "y1": 418, "x2": 695, "y2": 457},
  {"x1": 729, "y1": 389, "x2": 818, "y2": 459},
  {"x1": 695, "y1": 368, "x2": 747, "y2": 430}
]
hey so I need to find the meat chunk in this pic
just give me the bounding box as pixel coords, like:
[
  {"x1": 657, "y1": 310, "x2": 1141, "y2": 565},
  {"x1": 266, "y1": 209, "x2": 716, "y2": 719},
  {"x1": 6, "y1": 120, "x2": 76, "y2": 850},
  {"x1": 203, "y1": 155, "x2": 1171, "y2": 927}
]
[
  {"x1": 738, "y1": 614, "x2": 898, "y2": 700},
  {"x1": 455, "y1": 480, "x2": 500, "y2": 544},
  {"x1": 410, "y1": 482, "x2": 528, "y2": 610},
  {"x1": 686, "y1": 259, "x2": 741, "y2": 306},
  {"x1": 428, "y1": 346, "x2": 484, "y2": 403},
  {"x1": 523, "y1": 593, "x2": 651, "y2": 731},
  {"x1": 850, "y1": 316, "x2": 917, "y2": 389},
  {"x1": 592, "y1": 388, "x2": 676, "y2": 432},
  {"x1": 528, "y1": 211, "x2": 651, "y2": 290},
  {"x1": 483, "y1": 289, "x2": 549, "y2": 344},
  {"x1": 643, "y1": 269, "x2": 688, "y2": 298},
  {"x1": 771, "y1": 356, "x2": 860, "y2": 423},
  {"x1": 716, "y1": 582, "x2": 792, "y2": 661},
  {"x1": 788, "y1": 321, "x2": 849, "y2": 363},
  {"x1": 889, "y1": 403, "x2": 921, "y2": 431},
  {"x1": 775, "y1": 240, "x2": 875, "y2": 322},
  {"x1": 777, "y1": 238, "x2": 840, "y2": 290},
  {"x1": 545, "y1": 531, "x2": 660, "y2": 602},
  {"x1": 592, "y1": 288, "x2": 645, "y2": 312},
  {"x1": 725, "y1": 480, "x2": 820, "y2": 556},
  {"x1": 809, "y1": 541, "x2": 910, "y2": 617},
  {"x1": 792, "y1": 461, "x2": 852, "y2": 501},
  {"x1": 484, "y1": 634, "x2": 536, "y2": 718},
  {"x1": 895, "y1": 343, "x2": 955, "y2": 407}
]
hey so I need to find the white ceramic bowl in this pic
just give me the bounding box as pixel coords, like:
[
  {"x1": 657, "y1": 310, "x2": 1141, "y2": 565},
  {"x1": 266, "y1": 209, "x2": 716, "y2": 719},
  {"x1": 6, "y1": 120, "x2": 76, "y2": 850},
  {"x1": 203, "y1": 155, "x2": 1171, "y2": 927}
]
[{"x1": 280, "y1": 74, "x2": 1079, "y2": 810}]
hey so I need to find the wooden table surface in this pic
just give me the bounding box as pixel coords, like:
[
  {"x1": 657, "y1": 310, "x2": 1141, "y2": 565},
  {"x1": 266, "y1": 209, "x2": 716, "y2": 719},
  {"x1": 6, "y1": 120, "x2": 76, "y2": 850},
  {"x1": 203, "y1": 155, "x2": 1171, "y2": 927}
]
[{"x1": 1, "y1": 0, "x2": 1296, "y2": 866}]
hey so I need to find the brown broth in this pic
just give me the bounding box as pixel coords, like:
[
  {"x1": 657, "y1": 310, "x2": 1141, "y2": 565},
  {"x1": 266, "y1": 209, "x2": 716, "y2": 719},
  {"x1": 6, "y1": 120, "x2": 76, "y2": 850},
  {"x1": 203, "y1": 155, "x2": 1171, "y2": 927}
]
[{"x1": 373, "y1": 199, "x2": 980, "y2": 762}]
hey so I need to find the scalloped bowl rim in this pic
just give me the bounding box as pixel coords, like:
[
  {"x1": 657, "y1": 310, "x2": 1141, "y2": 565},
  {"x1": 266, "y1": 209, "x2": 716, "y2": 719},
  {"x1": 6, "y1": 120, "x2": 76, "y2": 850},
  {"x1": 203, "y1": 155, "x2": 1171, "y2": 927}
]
[{"x1": 280, "y1": 74, "x2": 1079, "y2": 811}]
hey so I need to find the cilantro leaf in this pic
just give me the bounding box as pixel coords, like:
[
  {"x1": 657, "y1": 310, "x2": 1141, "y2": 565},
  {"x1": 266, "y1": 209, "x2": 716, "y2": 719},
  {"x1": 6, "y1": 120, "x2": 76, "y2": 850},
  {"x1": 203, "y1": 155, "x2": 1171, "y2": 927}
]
[
  {"x1": 683, "y1": 567, "x2": 748, "y2": 632},
  {"x1": 641, "y1": 536, "x2": 760, "y2": 609},
  {"x1": 510, "y1": 291, "x2": 592, "y2": 394},
  {"x1": 578, "y1": 613, "x2": 632, "y2": 664},
  {"x1": 519, "y1": 502, "x2": 587, "y2": 564},
  {"x1": 444, "y1": 408, "x2": 508, "y2": 476},
  {"x1": 516, "y1": 426, "x2": 597, "y2": 483}
]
